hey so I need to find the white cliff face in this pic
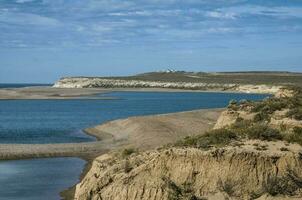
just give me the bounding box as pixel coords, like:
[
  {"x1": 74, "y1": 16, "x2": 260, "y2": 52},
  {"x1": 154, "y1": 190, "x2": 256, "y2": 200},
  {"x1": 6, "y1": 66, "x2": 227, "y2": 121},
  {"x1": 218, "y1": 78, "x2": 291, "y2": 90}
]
[
  {"x1": 53, "y1": 77, "x2": 236, "y2": 90},
  {"x1": 53, "y1": 77, "x2": 282, "y2": 94}
]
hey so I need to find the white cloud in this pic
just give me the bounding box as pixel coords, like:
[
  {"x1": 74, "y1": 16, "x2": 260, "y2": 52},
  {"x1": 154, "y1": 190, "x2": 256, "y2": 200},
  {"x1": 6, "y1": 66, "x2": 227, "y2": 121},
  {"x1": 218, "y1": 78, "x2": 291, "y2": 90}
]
[
  {"x1": 219, "y1": 6, "x2": 302, "y2": 19},
  {"x1": 206, "y1": 27, "x2": 234, "y2": 33},
  {"x1": 206, "y1": 11, "x2": 237, "y2": 19},
  {"x1": 0, "y1": 11, "x2": 60, "y2": 26},
  {"x1": 16, "y1": 0, "x2": 35, "y2": 3}
]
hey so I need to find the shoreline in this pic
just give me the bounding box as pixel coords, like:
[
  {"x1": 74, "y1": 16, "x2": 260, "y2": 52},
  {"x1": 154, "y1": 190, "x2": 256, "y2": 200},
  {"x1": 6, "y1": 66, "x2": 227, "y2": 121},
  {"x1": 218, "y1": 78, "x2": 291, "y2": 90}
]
[
  {"x1": 0, "y1": 87, "x2": 271, "y2": 199},
  {"x1": 0, "y1": 86, "x2": 274, "y2": 100},
  {"x1": 61, "y1": 108, "x2": 223, "y2": 199},
  {"x1": 0, "y1": 87, "x2": 269, "y2": 199},
  {"x1": 0, "y1": 108, "x2": 222, "y2": 161},
  {"x1": 0, "y1": 108, "x2": 222, "y2": 199}
]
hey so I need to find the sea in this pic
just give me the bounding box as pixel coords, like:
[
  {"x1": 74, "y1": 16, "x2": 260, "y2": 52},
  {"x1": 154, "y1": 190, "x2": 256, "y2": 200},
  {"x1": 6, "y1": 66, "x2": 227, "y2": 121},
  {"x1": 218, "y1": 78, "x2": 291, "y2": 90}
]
[
  {"x1": 0, "y1": 83, "x2": 52, "y2": 89},
  {"x1": 0, "y1": 84, "x2": 269, "y2": 199}
]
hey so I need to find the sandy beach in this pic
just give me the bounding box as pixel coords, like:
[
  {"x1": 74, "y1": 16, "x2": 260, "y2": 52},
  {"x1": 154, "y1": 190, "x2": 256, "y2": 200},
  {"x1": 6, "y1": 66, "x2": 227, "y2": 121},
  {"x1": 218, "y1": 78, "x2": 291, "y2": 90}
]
[{"x1": 0, "y1": 86, "x2": 112, "y2": 99}]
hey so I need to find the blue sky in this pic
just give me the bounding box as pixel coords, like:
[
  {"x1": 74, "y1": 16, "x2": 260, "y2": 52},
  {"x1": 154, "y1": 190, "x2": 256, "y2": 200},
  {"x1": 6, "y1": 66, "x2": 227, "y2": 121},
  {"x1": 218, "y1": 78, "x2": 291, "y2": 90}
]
[{"x1": 0, "y1": 0, "x2": 301, "y2": 83}]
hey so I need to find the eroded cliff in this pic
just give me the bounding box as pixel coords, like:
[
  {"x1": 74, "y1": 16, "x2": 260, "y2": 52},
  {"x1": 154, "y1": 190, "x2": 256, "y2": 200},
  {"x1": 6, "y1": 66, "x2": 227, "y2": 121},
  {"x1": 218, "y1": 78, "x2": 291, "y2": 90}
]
[{"x1": 74, "y1": 145, "x2": 302, "y2": 200}]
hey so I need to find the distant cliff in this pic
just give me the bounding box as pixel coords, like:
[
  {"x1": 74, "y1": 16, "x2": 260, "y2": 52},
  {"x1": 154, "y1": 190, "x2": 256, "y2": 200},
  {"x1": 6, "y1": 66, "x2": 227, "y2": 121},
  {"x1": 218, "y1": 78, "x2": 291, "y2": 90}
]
[{"x1": 53, "y1": 77, "x2": 282, "y2": 94}]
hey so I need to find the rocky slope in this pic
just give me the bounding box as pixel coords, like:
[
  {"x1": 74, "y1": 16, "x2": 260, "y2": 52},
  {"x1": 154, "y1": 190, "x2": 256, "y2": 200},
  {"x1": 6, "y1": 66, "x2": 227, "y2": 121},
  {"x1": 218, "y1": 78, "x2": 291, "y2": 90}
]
[{"x1": 53, "y1": 77, "x2": 281, "y2": 94}]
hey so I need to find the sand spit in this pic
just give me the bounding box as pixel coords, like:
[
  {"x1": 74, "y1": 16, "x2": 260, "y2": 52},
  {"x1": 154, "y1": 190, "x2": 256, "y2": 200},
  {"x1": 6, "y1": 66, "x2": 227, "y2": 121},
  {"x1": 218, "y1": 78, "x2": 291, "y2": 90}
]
[
  {"x1": 0, "y1": 142, "x2": 107, "y2": 160},
  {"x1": 85, "y1": 108, "x2": 222, "y2": 150},
  {"x1": 0, "y1": 87, "x2": 112, "y2": 99},
  {"x1": 0, "y1": 109, "x2": 222, "y2": 160},
  {"x1": 0, "y1": 85, "x2": 274, "y2": 100}
]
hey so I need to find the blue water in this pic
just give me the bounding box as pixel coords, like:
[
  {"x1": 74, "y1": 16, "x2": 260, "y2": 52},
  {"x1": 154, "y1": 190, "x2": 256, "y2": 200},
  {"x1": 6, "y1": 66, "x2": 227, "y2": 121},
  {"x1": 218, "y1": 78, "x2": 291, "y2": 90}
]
[
  {"x1": 0, "y1": 91, "x2": 269, "y2": 200},
  {"x1": 0, "y1": 83, "x2": 52, "y2": 89},
  {"x1": 0, "y1": 92, "x2": 268, "y2": 144},
  {"x1": 0, "y1": 158, "x2": 85, "y2": 200}
]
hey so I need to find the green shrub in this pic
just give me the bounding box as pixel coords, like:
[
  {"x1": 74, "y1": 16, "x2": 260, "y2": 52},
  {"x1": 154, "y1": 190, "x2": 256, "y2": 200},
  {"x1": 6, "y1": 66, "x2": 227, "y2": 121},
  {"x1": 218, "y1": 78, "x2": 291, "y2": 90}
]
[
  {"x1": 284, "y1": 127, "x2": 302, "y2": 145},
  {"x1": 175, "y1": 129, "x2": 237, "y2": 149},
  {"x1": 286, "y1": 108, "x2": 302, "y2": 120},
  {"x1": 246, "y1": 124, "x2": 282, "y2": 141},
  {"x1": 293, "y1": 127, "x2": 302, "y2": 135},
  {"x1": 229, "y1": 99, "x2": 237, "y2": 105},
  {"x1": 263, "y1": 170, "x2": 302, "y2": 196},
  {"x1": 253, "y1": 111, "x2": 270, "y2": 122},
  {"x1": 121, "y1": 148, "x2": 136, "y2": 158},
  {"x1": 163, "y1": 177, "x2": 203, "y2": 200},
  {"x1": 252, "y1": 98, "x2": 288, "y2": 114},
  {"x1": 228, "y1": 99, "x2": 238, "y2": 110},
  {"x1": 229, "y1": 119, "x2": 253, "y2": 136},
  {"x1": 287, "y1": 97, "x2": 302, "y2": 109},
  {"x1": 218, "y1": 178, "x2": 238, "y2": 197}
]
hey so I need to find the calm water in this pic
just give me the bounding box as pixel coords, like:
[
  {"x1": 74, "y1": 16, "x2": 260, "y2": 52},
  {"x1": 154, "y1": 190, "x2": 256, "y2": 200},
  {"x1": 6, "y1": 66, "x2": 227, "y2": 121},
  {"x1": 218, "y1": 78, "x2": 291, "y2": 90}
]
[
  {"x1": 0, "y1": 83, "x2": 52, "y2": 89},
  {"x1": 0, "y1": 158, "x2": 85, "y2": 200},
  {"x1": 0, "y1": 92, "x2": 268, "y2": 144},
  {"x1": 0, "y1": 91, "x2": 269, "y2": 199}
]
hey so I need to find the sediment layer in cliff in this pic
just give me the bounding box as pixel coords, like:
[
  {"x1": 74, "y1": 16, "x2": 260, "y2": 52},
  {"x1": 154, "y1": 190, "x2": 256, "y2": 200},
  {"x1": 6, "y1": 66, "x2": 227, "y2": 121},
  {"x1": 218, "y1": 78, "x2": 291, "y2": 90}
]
[{"x1": 74, "y1": 144, "x2": 302, "y2": 200}]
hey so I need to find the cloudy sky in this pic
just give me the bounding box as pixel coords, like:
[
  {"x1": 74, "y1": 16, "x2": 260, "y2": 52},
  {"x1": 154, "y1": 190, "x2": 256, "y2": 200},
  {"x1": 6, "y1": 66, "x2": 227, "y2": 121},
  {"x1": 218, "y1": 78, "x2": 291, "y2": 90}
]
[{"x1": 0, "y1": 0, "x2": 301, "y2": 83}]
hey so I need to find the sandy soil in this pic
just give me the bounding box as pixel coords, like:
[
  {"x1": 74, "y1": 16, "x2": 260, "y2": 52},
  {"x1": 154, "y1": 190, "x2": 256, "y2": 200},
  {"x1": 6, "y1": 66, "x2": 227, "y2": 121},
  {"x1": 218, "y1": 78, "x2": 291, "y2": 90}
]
[{"x1": 0, "y1": 108, "x2": 222, "y2": 161}]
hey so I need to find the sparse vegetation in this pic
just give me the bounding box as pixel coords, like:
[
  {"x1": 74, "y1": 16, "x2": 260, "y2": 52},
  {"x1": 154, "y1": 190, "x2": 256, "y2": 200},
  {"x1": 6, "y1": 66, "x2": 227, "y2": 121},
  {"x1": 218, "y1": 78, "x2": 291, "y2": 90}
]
[
  {"x1": 251, "y1": 97, "x2": 288, "y2": 114},
  {"x1": 175, "y1": 119, "x2": 291, "y2": 149},
  {"x1": 253, "y1": 111, "x2": 270, "y2": 122},
  {"x1": 245, "y1": 124, "x2": 282, "y2": 141},
  {"x1": 218, "y1": 86, "x2": 302, "y2": 146},
  {"x1": 284, "y1": 127, "x2": 302, "y2": 146},
  {"x1": 162, "y1": 177, "x2": 203, "y2": 200},
  {"x1": 230, "y1": 120, "x2": 283, "y2": 141},
  {"x1": 286, "y1": 108, "x2": 302, "y2": 120},
  {"x1": 227, "y1": 99, "x2": 238, "y2": 111},
  {"x1": 119, "y1": 71, "x2": 302, "y2": 86},
  {"x1": 123, "y1": 160, "x2": 132, "y2": 173},
  {"x1": 175, "y1": 129, "x2": 237, "y2": 149},
  {"x1": 280, "y1": 147, "x2": 289, "y2": 151},
  {"x1": 218, "y1": 178, "x2": 238, "y2": 197},
  {"x1": 231, "y1": 86, "x2": 302, "y2": 124},
  {"x1": 263, "y1": 170, "x2": 302, "y2": 196},
  {"x1": 121, "y1": 148, "x2": 137, "y2": 158}
]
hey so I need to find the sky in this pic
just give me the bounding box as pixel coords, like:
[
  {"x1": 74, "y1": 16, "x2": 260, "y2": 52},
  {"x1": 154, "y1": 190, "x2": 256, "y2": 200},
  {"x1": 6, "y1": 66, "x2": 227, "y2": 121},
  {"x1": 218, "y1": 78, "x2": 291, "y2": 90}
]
[{"x1": 0, "y1": 0, "x2": 301, "y2": 83}]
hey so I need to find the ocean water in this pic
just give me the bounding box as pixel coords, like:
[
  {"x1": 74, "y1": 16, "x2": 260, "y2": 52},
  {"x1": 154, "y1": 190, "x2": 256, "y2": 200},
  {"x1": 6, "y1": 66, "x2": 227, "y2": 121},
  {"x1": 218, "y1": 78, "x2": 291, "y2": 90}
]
[
  {"x1": 0, "y1": 158, "x2": 85, "y2": 200},
  {"x1": 0, "y1": 92, "x2": 269, "y2": 144},
  {"x1": 0, "y1": 91, "x2": 269, "y2": 199},
  {"x1": 0, "y1": 83, "x2": 52, "y2": 89}
]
